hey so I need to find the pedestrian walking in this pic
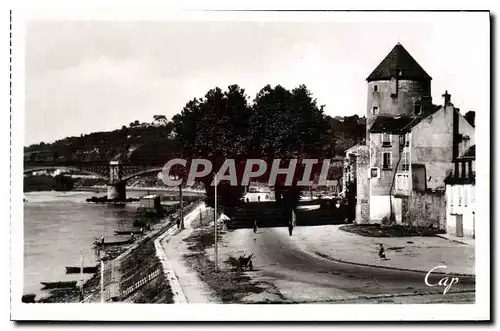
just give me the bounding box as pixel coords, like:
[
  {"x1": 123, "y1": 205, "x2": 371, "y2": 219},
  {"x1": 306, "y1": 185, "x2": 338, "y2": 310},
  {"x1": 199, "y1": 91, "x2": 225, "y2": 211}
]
[{"x1": 253, "y1": 220, "x2": 258, "y2": 233}]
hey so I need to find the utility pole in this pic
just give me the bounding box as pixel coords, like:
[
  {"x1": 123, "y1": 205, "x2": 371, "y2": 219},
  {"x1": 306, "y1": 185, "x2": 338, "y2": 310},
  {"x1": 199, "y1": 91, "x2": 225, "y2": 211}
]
[
  {"x1": 80, "y1": 250, "x2": 84, "y2": 301},
  {"x1": 179, "y1": 184, "x2": 184, "y2": 229},
  {"x1": 100, "y1": 260, "x2": 104, "y2": 303},
  {"x1": 214, "y1": 174, "x2": 218, "y2": 272}
]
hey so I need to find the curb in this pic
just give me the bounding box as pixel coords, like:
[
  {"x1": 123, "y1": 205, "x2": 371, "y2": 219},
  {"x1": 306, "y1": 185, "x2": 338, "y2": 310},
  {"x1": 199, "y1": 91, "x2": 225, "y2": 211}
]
[
  {"x1": 154, "y1": 202, "x2": 204, "y2": 304},
  {"x1": 436, "y1": 234, "x2": 471, "y2": 245},
  {"x1": 155, "y1": 226, "x2": 187, "y2": 304},
  {"x1": 304, "y1": 289, "x2": 476, "y2": 303},
  {"x1": 313, "y1": 252, "x2": 475, "y2": 277}
]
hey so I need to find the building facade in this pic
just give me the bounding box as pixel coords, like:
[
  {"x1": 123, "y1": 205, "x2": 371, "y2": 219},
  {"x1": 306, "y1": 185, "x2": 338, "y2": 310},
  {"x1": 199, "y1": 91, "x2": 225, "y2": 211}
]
[{"x1": 346, "y1": 43, "x2": 475, "y2": 230}]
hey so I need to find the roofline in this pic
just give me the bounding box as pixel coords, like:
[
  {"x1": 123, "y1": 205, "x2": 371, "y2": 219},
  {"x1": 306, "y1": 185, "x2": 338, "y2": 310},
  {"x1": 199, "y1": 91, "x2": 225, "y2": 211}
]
[
  {"x1": 400, "y1": 105, "x2": 444, "y2": 133},
  {"x1": 366, "y1": 76, "x2": 433, "y2": 82},
  {"x1": 368, "y1": 115, "x2": 414, "y2": 134}
]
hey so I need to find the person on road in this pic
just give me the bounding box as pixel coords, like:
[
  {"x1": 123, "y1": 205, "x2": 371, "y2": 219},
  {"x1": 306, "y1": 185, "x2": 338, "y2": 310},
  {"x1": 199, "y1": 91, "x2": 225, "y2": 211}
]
[
  {"x1": 130, "y1": 233, "x2": 135, "y2": 242},
  {"x1": 378, "y1": 243, "x2": 387, "y2": 260},
  {"x1": 253, "y1": 220, "x2": 258, "y2": 233}
]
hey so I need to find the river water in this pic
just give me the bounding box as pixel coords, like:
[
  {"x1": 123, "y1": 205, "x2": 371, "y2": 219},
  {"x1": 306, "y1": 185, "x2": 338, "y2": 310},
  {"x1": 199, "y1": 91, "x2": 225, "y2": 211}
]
[{"x1": 23, "y1": 189, "x2": 178, "y2": 299}]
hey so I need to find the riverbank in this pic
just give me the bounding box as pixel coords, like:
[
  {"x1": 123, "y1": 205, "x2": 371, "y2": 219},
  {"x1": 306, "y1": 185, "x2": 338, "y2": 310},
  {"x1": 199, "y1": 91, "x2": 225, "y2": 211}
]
[
  {"x1": 75, "y1": 185, "x2": 205, "y2": 195},
  {"x1": 33, "y1": 199, "x2": 203, "y2": 303}
]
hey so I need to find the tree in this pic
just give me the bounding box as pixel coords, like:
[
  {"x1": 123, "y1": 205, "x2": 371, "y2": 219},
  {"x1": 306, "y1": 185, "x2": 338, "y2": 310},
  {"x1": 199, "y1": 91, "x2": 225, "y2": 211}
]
[
  {"x1": 249, "y1": 84, "x2": 332, "y2": 207},
  {"x1": 130, "y1": 120, "x2": 140, "y2": 128},
  {"x1": 172, "y1": 85, "x2": 252, "y2": 207}
]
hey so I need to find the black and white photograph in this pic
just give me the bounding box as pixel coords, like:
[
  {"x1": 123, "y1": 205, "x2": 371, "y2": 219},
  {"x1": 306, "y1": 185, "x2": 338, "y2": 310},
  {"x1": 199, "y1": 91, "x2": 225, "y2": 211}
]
[{"x1": 8, "y1": 8, "x2": 490, "y2": 322}]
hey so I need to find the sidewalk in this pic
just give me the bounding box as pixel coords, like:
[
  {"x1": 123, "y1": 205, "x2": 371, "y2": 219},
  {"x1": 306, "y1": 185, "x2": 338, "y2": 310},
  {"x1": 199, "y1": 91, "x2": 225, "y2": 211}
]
[
  {"x1": 290, "y1": 225, "x2": 475, "y2": 276},
  {"x1": 157, "y1": 204, "x2": 219, "y2": 303},
  {"x1": 436, "y1": 233, "x2": 475, "y2": 246}
]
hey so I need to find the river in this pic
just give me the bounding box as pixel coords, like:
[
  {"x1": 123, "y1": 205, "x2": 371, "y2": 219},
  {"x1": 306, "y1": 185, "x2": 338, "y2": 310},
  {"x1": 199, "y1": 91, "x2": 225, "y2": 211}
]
[{"x1": 23, "y1": 189, "x2": 183, "y2": 299}]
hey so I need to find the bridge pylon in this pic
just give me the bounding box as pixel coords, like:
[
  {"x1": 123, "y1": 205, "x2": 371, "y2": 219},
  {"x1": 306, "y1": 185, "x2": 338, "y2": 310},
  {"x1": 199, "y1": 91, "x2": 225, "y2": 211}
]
[{"x1": 107, "y1": 161, "x2": 126, "y2": 200}]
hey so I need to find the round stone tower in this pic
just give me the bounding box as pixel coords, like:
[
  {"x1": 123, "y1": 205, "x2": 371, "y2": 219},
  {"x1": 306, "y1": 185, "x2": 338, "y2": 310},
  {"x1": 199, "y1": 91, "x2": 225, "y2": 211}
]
[{"x1": 366, "y1": 43, "x2": 432, "y2": 139}]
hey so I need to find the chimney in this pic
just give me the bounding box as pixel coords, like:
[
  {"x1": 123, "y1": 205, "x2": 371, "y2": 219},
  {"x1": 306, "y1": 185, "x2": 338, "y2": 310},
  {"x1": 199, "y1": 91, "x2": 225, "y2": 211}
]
[
  {"x1": 442, "y1": 90, "x2": 451, "y2": 106},
  {"x1": 448, "y1": 90, "x2": 459, "y2": 161}
]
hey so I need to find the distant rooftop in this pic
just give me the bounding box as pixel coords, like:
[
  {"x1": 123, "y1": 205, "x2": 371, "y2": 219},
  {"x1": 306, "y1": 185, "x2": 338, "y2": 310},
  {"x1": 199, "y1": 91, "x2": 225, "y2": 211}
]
[
  {"x1": 367, "y1": 43, "x2": 432, "y2": 82},
  {"x1": 459, "y1": 145, "x2": 476, "y2": 159}
]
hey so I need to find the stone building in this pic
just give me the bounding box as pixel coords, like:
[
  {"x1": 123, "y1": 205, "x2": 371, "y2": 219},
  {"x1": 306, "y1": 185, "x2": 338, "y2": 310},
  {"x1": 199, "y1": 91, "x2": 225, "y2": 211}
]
[
  {"x1": 345, "y1": 43, "x2": 475, "y2": 228},
  {"x1": 445, "y1": 146, "x2": 476, "y2": 238}
]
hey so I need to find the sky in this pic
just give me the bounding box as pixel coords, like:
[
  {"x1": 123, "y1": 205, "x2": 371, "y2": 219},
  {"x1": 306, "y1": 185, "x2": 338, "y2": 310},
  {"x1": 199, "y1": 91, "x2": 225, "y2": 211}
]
[{"x1": 24, "y1": 13, "x2": 489, "y2": 145}]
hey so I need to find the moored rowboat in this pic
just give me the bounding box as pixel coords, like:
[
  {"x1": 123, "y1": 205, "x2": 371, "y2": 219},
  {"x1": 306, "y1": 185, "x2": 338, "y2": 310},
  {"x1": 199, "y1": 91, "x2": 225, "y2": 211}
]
[
  {"x1": 114, "y1": 229, "x2": 143, "y2": 235},
  {"x1": 65, "y1": 266, "x2": 98, "y2": 274},
  {"x1": 40, "y1": 281, "x2": 78, "y2": 289},
  {"x1": 93, "y1": 239, "x2": 133, "y2": 247},
  {"x1": 22, "y1": 294, "x2": 36, "y2": 303}
]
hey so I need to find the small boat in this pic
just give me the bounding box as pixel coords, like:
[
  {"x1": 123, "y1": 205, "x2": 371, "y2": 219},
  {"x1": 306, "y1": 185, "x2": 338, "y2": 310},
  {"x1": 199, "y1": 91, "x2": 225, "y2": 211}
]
[
  {"x1": 65, "y1": 265, "x2": 98, "y2": 274},
  {"x1": 93, "y1": 239, "x2": 133, "y2": 247},
  {"x1": 22, "y1": 294, "x2": 36, "y2": 303},
  {"x1": 40, "y1": 281, "x2": 78, "y2": 289},
  {"x1": 114, "y1": 229, "x2": 143, "y2": 235}
]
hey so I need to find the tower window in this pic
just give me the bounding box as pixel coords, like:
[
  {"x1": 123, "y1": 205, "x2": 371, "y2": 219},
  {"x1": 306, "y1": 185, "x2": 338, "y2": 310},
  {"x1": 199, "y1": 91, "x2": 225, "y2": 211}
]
[
  {"x1": 372, "y1": 106, "x2": 379, "y2": 115},
  {"x1": 382, "y1": 152, "x2": 392, "y2": 170},
  {"x1": 414, "y1": 104, "x2": 422, "y2": 115},
  {"x1": 404, "y1": 132, "x2": 410, "y2": 147},
  {"x1": 401, "y1": 152, "x2": 410, "y2": 171},
  {"x1": 390, "y1": 78, "x2": 398, "y2": 98},
  {"x1": 373, "y1": 84, "x2": 378, "y2": 92}
]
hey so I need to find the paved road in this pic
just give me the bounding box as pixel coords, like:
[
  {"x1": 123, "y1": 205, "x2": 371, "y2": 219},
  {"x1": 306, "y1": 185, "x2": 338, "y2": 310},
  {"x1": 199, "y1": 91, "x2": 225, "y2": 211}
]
[{"x1": 244, "y1": 227, "x2": 475, "y2": 303}]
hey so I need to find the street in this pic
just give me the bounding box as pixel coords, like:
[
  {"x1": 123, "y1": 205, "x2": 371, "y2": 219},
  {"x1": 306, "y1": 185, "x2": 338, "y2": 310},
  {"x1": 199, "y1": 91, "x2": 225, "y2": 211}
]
[{"x1": 227, "y1": 227, "x2": 475, "y2": 303}]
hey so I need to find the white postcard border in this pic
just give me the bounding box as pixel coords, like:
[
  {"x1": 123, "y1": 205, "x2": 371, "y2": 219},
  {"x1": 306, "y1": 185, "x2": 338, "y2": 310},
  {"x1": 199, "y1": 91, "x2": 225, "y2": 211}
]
[{"x1": 9, "y1": 7, "x2": 490, "y2": 321}]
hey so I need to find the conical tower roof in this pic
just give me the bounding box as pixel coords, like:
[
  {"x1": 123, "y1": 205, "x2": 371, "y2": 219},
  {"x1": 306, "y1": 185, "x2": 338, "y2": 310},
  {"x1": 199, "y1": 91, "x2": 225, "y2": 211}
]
[{"x1": 367, "y1": 43, "x2": 432, "y2": 82}]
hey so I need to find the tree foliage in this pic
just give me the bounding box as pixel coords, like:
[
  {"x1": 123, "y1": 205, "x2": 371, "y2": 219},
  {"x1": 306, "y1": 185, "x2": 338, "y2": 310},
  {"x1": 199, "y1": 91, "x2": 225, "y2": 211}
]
[{"x1": 172, "y1": 84, "x2": 341, "y2": 208}]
